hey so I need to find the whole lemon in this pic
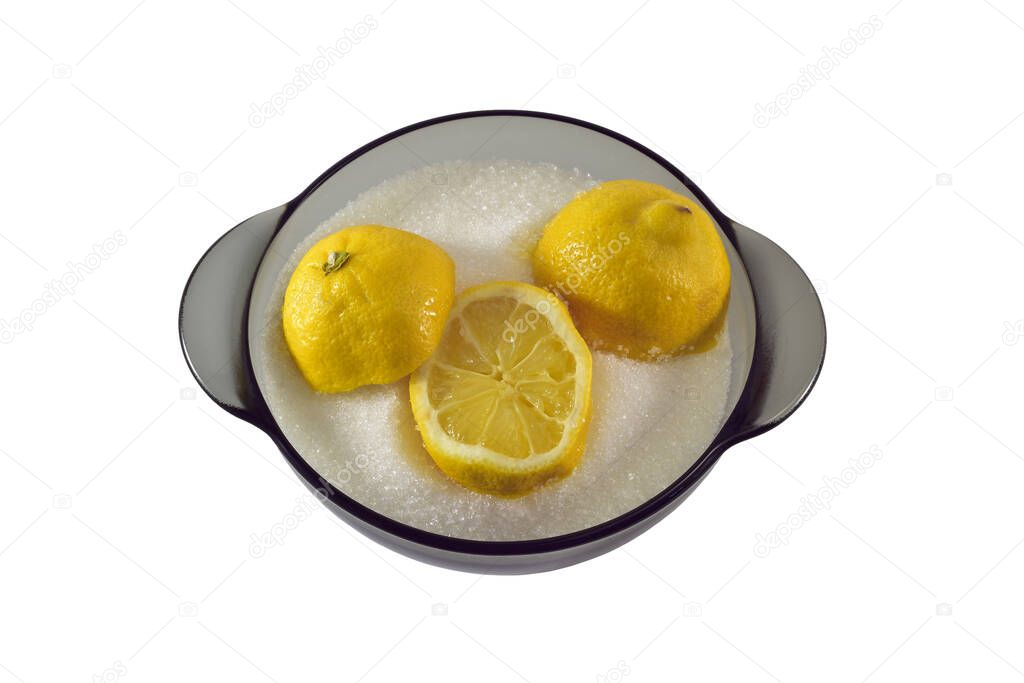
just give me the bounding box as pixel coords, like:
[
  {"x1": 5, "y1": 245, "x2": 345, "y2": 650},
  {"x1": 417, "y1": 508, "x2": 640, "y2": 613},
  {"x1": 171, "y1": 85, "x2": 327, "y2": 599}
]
[
  {"x1": 282, "y1": 225, "x2": 455, "y2": 392},
  {"x1": 532, "y1": 180, "x2": 730, "y2": 359}
]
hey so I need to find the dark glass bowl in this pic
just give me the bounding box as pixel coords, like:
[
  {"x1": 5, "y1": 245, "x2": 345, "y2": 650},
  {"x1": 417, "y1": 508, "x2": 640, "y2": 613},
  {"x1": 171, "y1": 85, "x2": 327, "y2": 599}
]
[{"x1": 179, "y1": 110, "x2": 825, "y2": 573}]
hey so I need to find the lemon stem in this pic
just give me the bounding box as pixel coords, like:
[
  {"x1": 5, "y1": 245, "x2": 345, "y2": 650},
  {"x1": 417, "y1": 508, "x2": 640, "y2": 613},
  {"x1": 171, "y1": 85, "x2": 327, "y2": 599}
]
[{"x1": 322, "y1": 251, "x2": 351, "y2": 275}]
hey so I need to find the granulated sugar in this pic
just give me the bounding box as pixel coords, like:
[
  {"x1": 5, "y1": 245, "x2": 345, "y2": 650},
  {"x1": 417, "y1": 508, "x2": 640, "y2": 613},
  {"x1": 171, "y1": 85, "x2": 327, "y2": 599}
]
[{"x1": 253, "y1": 160, "x2": 732, "y2": 541}]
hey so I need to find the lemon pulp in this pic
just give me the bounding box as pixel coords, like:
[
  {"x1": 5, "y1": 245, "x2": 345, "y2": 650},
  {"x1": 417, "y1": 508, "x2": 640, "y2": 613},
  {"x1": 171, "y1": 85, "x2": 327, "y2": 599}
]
[{"x1": 409, "y1": 281, "x2": 592, "y2": 496}]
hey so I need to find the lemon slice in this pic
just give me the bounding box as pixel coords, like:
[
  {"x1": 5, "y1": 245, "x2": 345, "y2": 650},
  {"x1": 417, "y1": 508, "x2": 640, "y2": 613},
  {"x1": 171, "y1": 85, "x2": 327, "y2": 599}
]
[{"x1": 409, "y1": 281, "x2": 592, "y2": 496}]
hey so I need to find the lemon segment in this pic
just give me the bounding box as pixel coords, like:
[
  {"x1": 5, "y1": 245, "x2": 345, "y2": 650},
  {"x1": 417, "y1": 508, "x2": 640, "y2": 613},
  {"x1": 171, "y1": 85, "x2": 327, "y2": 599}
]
[
  {"x1": 532, "y1": 179, "x2": 731, "y2": 360},
  {"x1": 409, "y1": 282, "x2": 592, "y2": 496},
  {"x1": 283, "y1": 225, "x2": 455, "y2": 393}
]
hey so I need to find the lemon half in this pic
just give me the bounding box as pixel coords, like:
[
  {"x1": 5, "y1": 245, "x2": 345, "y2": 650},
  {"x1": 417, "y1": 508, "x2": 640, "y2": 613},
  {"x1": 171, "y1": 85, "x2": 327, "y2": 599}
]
[
  {"x1": 409, "y1": 282, "x2": 592, "y2": 496},
  {"x1": 283, "y1": 225, "x2": 455, "y2": 393},
  {"x1": 532, "y1": 179, "x2": 731, "y2": 360}
]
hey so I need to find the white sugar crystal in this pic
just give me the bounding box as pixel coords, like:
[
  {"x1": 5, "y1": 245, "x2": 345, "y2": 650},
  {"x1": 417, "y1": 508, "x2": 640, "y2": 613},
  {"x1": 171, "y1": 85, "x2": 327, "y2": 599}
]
[{"x1": 253, "y1": 160, "x2": 732, "y2": 541}]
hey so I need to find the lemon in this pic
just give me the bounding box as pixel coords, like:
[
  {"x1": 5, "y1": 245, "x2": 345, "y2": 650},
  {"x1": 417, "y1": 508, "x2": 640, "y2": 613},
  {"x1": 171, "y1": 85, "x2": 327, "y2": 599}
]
[
  {"x1": 282, "y1": 225, "x2": 455, "y2": 393},
  {"x1": 409, "y1": 281, "x2": 592, "y2": 496},
  {"x1": 532, "y1": 179, "x2": 731, "y2": 360}
]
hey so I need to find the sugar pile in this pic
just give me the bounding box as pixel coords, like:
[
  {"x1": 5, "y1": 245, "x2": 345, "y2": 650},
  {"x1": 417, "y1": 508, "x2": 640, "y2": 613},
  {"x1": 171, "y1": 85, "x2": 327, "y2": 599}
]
[{"x1": 253, "y1": 160, "x2": 732, "y2": 541}]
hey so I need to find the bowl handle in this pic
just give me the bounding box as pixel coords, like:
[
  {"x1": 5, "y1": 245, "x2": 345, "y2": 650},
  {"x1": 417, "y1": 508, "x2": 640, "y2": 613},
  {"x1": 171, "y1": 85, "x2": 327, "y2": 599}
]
[
  {"x1": 179, "y1": 205, "x2": 286, "y2": 424},
  {"x1": 723, "y1": 222, "x2": 826, "y2": 442}
]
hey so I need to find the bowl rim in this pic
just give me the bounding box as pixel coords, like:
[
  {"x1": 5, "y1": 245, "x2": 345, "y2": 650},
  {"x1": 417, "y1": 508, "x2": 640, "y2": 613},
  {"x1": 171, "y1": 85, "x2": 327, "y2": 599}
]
[{"x1": 241, "y1": 109, "x2": 764, "y2": 556}]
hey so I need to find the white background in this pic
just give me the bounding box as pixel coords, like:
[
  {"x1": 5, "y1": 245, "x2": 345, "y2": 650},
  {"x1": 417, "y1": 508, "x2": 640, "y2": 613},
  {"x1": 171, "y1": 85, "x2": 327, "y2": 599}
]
[{"x1": 1, "y1": 0, "x2": 1022, "y2": 681}]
